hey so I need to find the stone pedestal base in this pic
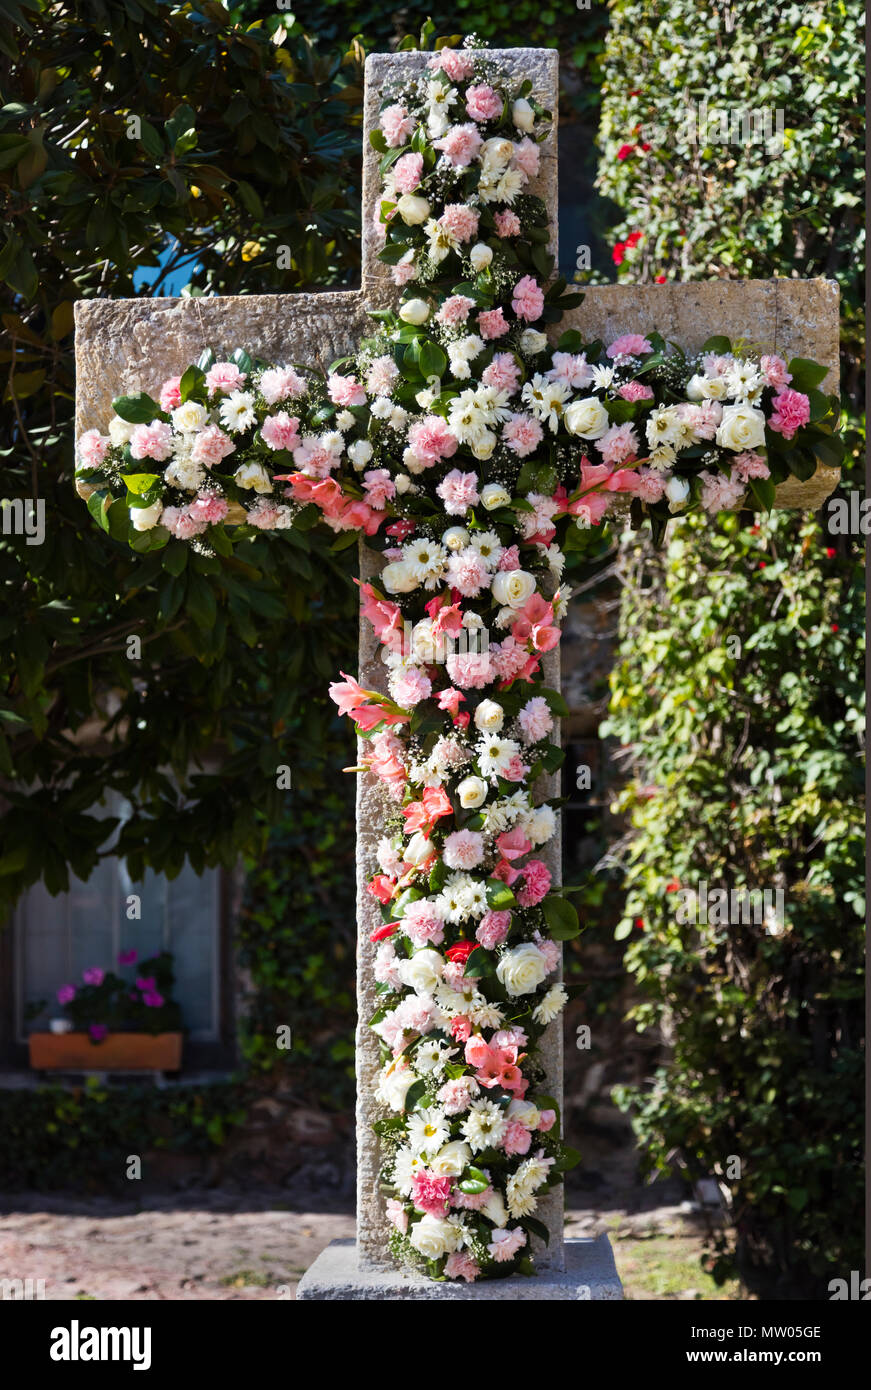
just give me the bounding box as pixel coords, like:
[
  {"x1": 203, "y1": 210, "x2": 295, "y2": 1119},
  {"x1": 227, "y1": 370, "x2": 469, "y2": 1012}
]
[{"x1": 297, "y1": 1235, "x2": 623, "y2": 1301}]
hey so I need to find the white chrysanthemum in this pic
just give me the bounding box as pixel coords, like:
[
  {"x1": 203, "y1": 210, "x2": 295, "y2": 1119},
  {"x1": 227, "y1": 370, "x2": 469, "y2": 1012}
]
[
  {"x1": 425, "y1": 218, "x2": 458, "y2": 265},
  {"x1": 370, "y1": 396, "x2": 394, "y2": 420},
  {"x1": 495, "y1": 168, "x2": 525, "y2": 204},
  {"x1": 407, "y1": 1108, "x2": 450, "y2": 1156},
  {"x1": 403, "y1": 538, "x2": 447, "y2": 584},
  {"x1": 482, "y1": 792, "x2": 528, "y2": 833},
  {"x1": 335, "y1": 409, "x2": 355, "y2": 431},
  {"x1": 646, "y1": 406, "x2": 682, "y2": 448},
  {"x1": 505, "y1": 1185, "x2": 539, "y2": 1218},
  {"x1": 461, "y1": 1101, "x2": 508, "y2": 1153},
  {"x1": 392, "y1": 1146, "x2": 426, "y2": 1197},
  {"x1": 589, "y1": 363, "x2": 616, "y2": 391},
  {"x1": 163, "y1": 457, "x2": 205, "y2": 493},
  {"x1": 545, "y1": 544, "x2": 565, "y2": 579},
  {"x1": 415, "y1": 1038, "x2": 458, "y2": 1076},
  {"x1": 647, "y1": 444, "x2": 677, "y2": 472},
  {"x1": 477, "y1": 733, "x2": 522, "y2": 781},
  {"x1": 533, "y1": 982, "x2": 569, "y2": 1025},
  {"x1": 521, "y1": 374, "x2": 570, "y2": 432},
  {"x1": 468, "y1": 999, "x2": 505, "y2": 1029},
  {"x1": 218, "y1": 390, "x2": 256, "y2": 434},
  {"x1": 469, "y1": 529, "x2": 503, "y2": 569},
  {"x1": 522, "y1": 803, "x2": 557, "y2": 848},
  {"x1": 389, "y1": 406, "x2": 408, "y2": 431}
]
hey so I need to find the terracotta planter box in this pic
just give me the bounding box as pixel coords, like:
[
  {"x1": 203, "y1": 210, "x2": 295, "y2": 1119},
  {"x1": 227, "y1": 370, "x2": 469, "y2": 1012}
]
[{"x1": 28, "y1": 1031, "x2": 182, "y2": 1071}]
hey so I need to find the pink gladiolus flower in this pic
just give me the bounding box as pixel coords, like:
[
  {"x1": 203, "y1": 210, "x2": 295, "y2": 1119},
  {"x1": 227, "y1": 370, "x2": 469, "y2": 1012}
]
[
  {"x1": 329, "y1": 672, "x2": 370, "y2": 717},
  {"x1": 496, "y1": 827, "x2": 533, "y2": 860},
  {"x1": 511, "y1": 275, "x2": 544, "y2": 322},
  {"x1": 466, "y1": 84, "x2": 503, "y2": 122},
  {"x1": 436, "y1": 687, "x2": 466, "y2": 717}
]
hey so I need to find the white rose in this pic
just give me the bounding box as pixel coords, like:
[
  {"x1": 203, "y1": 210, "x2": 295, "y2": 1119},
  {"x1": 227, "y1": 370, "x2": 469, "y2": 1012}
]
[
  {"x1": 398, "y1": 298, "x2": 430, "y2": 326},
  {"x1": 480, "y1": 482, "x2": 511, "y2": 510},
  {"x1": 457, "y1": 775, "x2": 488, "y2": 809},
  {"x1": 520, "y1": 328, "x2": 548, "y2": 355},
  {"x1": 564, "y1": 397, "x2": 610, "y2": 440},
  {"x1": 665, "y1": 475, "x2": 690, "y2": 510},
  {"x1": 496, "y1": 942, "x2": 548, "y2": 997},
  {"x1": 687, "y1": 373, "x2": 728, "y2": 401},
  {"x1": 403, "y1": 831, "x2": 436, "y2": 867},
  {"x1": 471, "y1": 432, "x2": 497, "y2": 461},
  {"x1": 474, "y1": 699, "x2": 504, "y2": 733},
  {"x1": 396, "y1": 193, "x2": 431, "y2": 226},
  {"x1": 506, "y1": 1098, "x2": 541, "y2": 1130},
  {"x1": 481, "y1": 136, "x2": 515, "y2": 167},
  {"x1": 403, "y1": 448, "x2": 428, "y2": 475},
  {"x1": 381, "y1": 560, "x2": 418, "y2": 593},
  {"x1": 171, "y1": 401, "x2": 208, "y2": 433},
  {"x1": 378, "y1": 1062, "x2": 415, "y2": 1112},
  {"x1": 442, "y1": 526, "x2": 469, "y2": 551},
  {"x1": 234, "y1": 462, "x2": 272, "y2": 493},
  {"x1": 716, "y1": 402, "x2": 767, "y2": 452},
  {"x1": 347, "y1": 439, "x2": 373, "y2": 469},
  {"x1": 129, "y1": 500, "x2": 163, "y2": 531},
  {"x1": 108, "y1": 415, "x2": 135, "y2": 446},
  {"x1": 511, "y1": 98, "x2": 536, "y2": 132},
  {"x1": 416, "y1": 388, "x2": 437, "y2": 408},
  {"x1": 408, "y1": 1214, "x2": 462, "y2": 1259},
  {"x1": 394, "y1": 474, "x2": 412, "y2": 495},
  {"x1": 481, "y1": 1191, "x2": 509, "y2": 1227},
  {"x1": 491, "y1": 569, "x2": 537, "y2": 609},
  {"x1": 469, "y1": 243, "x2": 493, "y2": 271},
  {"x1": 430, "y1": 1141, "x2": 472, "y2": 1178},
  {"x1": 398, "y1": 947, "x2": 444, "y2": 995}
]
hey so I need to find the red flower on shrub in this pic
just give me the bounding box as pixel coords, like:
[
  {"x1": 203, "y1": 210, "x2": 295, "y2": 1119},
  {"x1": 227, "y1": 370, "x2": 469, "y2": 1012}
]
[
  {"x1": 613, "y1": 242, "x2": 626, "y2": 266},
  {"x1": 617, "y1": 143, "x2": 635, "y2": 161}
]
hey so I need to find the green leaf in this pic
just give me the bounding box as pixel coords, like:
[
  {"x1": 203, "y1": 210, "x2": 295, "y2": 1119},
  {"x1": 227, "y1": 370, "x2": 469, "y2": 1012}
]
[
  {"x1": 122, "y1": 473, "x2": 160, "y2": 495},
  {"x1": 485, "y1": 878, "x2": 516, "y2": 910},
  {"x1": 786, "y1": 357, "x2": 828, "y2": 392},
  {"x1": 186, "y1": 573, "x2": 217, "y2": 629},
  {"x1": 179, "y1": 364, "x2": 205, "y2": 402},
  {"x1": 403, "y1": 1079, "x2": 427, "y2": 1113},
  {"x1": 748, "y1": 477, "x2": 776, "y2": 513},
  {"x1": 112, "y1": 392, "x2": 162, "y2": 424},
  {"x1": 701, "y1": 335, "x2": 732, "y2": 354},
  {"x1": 542, "y1": 895, "x2": 580, "y2": 940},
  {"x1": 418, "y1": 339, "x2": 447, "y2": 380}
]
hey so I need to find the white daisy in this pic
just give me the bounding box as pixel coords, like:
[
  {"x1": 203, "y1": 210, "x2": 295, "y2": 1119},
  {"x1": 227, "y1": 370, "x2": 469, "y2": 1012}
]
[
  {"x1": 469, "y1": 529, "x2": 504, "y2": 569},
  {"x1": 218, "y1": 390, "x2": 256, "y2": 434},
  {"x1": 477, "y1": 733, "x2": 522, "y2": 781},
  {"x1": 461, "y1": 1101, "x2": 508, "y2": 1153},
  {"x1": 521, "y1": 374, "x2": 570, "y2": 432},
  {"x1": 392, "y1": 1146, "x2": 426, "y2": 1197},
  {"x1": 407, "y1": 1108, "x2": 450, "y2": 1156}
]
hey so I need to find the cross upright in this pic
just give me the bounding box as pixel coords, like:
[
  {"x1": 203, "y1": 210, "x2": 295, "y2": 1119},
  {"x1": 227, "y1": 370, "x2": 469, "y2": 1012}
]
[{"x1": 74, "y1": 45, "x2": 840, "y2": 1301}]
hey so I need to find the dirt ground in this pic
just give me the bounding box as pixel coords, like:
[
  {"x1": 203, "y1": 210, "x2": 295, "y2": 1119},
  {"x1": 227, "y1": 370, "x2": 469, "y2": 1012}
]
[{"x1": 0, "y1": 1184, "x2": 739, "y2": 1301}]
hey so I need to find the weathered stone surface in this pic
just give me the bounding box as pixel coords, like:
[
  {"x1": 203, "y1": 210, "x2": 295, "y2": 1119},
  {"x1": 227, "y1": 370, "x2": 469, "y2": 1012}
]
[
  {"x1": 559, "y1": 278, "x2": 841, "y2": 510},
  {"x1": 297, "y1": 1234, "x2": 623, "y2": 1300}
]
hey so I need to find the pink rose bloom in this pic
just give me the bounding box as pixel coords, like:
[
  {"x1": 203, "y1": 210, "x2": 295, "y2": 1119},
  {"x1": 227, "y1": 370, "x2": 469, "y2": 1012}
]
[
  {"x1": 443, "y1": 829, "x2": 485, "y2": 870},
  {"x1": 732, "y1": 451, "x2": 770, "y2": 482},
  {"x1": 261, "y1": 412, "x2": 301, "y2": 452},
  {"x1": 386, "y1": 1198, "x2": 409, "y2": 1233},
  {"x1": 547, "y1": 352, "x2": 594, "y2": 389},
  {"x1": 517, "y1": 858, "x2": 552, "y2": 907},
  {"x1": 392, "y1": 666, "x2": 432, "y2": 707},
  {"x1": 436, "y1": 468, "x2": 480, "y2": 515},
  {"x1": 327, "y1": 373, "x2": 366, "y2": 408},
  {"x1": 380, "y1": 103, "x2": 414, "y2": 147},
  {"x1": 606, "y1": 333, "x2": 653, "y2": 359},
  {"x1": 437, "y1": 294, "x2": 475, "y2": 327},
  {"x1": 437, "y1": 1077, "x2": 478, "y2": 1115},
  {"x1": 77, "y1": 429, "x2": 109, "y2": 468},
  {"x1": 476, "y1": 909, "x2": 511, "y2": 949},
  {"x1": 439, "y1": 203, "x2": 479, "y2": 243},
  {"x1": 631, "y1": 467, "x2": 667, "y2": 503},
  {"x1": 362, "y1": 469, "x2": 396, "y2": 510},
  {"x1": 129, "y1": 420, "x2": 173, "y2": 461},
  {"x1": 518, "y1": 695, "x2": 553, "y2": 743},
  {"x1": 366, "y1": 355, "x2": 400, "y2": 396},
  {"x1": 760, "y1": 354, "x2": 792, "y2": 389},
  {"x1": 768, "y1": 388, "x2": 811, "y2": 440},
  {"x1": 618, "y1": 380, "x2": 654, "y2": 402},
  {"x1": 82, "y1": 967, "x2": 104, "y2": 986},
  {"x1": 205, "y1": 362, "x2": 245, "y2": 394},
  {"x1": 511, "y1": 137, "x2": 540, "y2": 179},
  {"x1": 429, "y1": 48, "x2": 475, "y2": 82},
  {"x1": 445, "y1": 549, "x2": 490, "y2": 597},
  {"x1": 444, "y1": 1252, "x2": 481, "y2": 1283},
  {"x1": 494, "y1": 209, "x2": 522, "y2": 237},
  {"x1": 446, "y1": 650, "x2": 494, "y2": 689},
  {"x1": 487, "y1": 1227, "x2": 527, "y2": 1262},
  {"x1": 407, "y1": 417, "x2": 459, "y2": 466},
  {"x1": 478, "y1": 307, "x2": 510, "y2": 340},
  {"x1": 596, "y1": 421, "x2": 639, "y2": 466},
  {"x1": 259, "y1": 366, "x2": 306, "y2": 404},
  {"x1": 538, "y1": 1108, "x2": 557, "y2": 1132},
  {"x1": 433, "y1": 122, "x2": 483, "y2": 168},
  {"x1": 466, "y1": 84, "x2": 503, "y2": 123},
  {"x1": 189, "y1": 494, "x2": 229, "y2": 525},
  {"x1": 411, "y1": 1170, "x2": 453, "y2": 1217},
  {"x1": 393, "y1": 151, "x2": 424, "y2": 193},
  {"x1": 511, "y1": 275, "x2": 544, "y2": 323},
  {"x1": 482, "y1": 353, "x2": 521, "y2": 394},
  {"x1": 159, "y1": 376, "x2": 182, "y2": 411},
  {"x1": 57, "y1": 984, "x2": 76, "y2": 1005},
  {"x1": 698, "y1": 470, "x2": 746, "y2": 514},
  {"x1": 191, "y1": 424, "x2": 235, "y2": 466},
  {"x1": 503, "y1": 412, "x2": 543, "y2": 457},
  {"x1": 497, "y1": 544, "x2": 520, "y2": 571},
  {"x1": 502, "y1": 1120, "x2": 532, "y2": 1156}
]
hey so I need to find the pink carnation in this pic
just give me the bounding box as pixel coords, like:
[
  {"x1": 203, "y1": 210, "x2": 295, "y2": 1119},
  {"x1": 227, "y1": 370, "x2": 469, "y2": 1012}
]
[
  {"x1": 476, "y1": 910, "x2": 511, "y2": 949},
  {"x1": 77, "y1": 429, "x2": 109, "y2": 468},
  {"x1": 188, "y1": 493, "x2": 229, "y2": 526},
  {"x1": 159, "y1": 376, "x2": 182, "y2": 411},
  {"x1": 407, "y1": 417, "x2": 459, "y2": 466},
  {"x1": 366, "y1": 355, "x2": 400, "y2": 396},
  {"x1": 393, "y1": 151, "x2": 424, "y2": 193},
  {"x1": 436, "y1": 468, "x2": 480, "y2": 515},
  {"x1": 446, "y1": 650, "x2": 494, "y2": 689},
  {"x1": 392, "y1": 667, "x2": 432, "y2": 707},
  {"x1": 511, "y1": 275, "x2": 544, "y2": 323},
  {"x1": 402, "y1": 899, "x2": 446, "y2": 948},
  {"x1": 386, "y1": 1199, "x2": 409, "y2": 1234},
  {"x1": 381, "y1": 103, "x2": 414, "y2": 147},
  {"x1": 161, "y1": 505, "x2": 207, "y2": 540},
  {"x1": 596, "y1": 421, "x2": 639, "y2": 466},
  {"x1": 259, "y1": 366, "x2": 306, "y2": 404},
  {"x1": 437, "y1": 295, "x2": 476, "y2": 327},
  {"x1": 698, "y1": 469, "x2": 747, "y2": 514},
  {"x1": 433, "y1": 123, "x2": 483, "y2": 168},
  {"x1": 497, "y1": 544, "x2": 520, "y2": 571},
  {"x1": 502, "y1": 1121, "x2": 532, "y2": 1156},
  {"x1": 631, "y1": 467, "x2": 667, "y2": 503},
  {"x1": 732, "y1": 451, "x2": 770, "y2": 482},
  {"x1": 445, "y1": 548, "x2": 490, "y2": 597},
  {"x1": 392, "y1": 260, "x2": 416, "y2": 287},
  {"x1": 443, "y1": 829, "x2": 485, "y2": 870},
  {"x1": 768, "y1": 388, "x2": 811, "y2": 440},
  {"x1": 205, "y1": 362, "x2": 245, "y2": 395},
  {"x1": 618, "y1": 380, "x2": 654, "y2": 402},
  {"x1": 466, "y1": 84, "x2": 503, "y2": 123},
  {"x1": 429, "y1": 48, "x2": 475, "y2": 82},
  {"x1": 411, "y1": 1170, "x2": 453, "y2": 1217},
  {"x1": 439, "y1": 203, "x2": 480, "y2": 244},
  {"x1": 547, "y1": 352, "x2": 594, "y2": 389},
  {"x1": 488, "y1": 635, "x2": 529, "y2": 681},
  {"x1": 482, "y1": 353, "x2": 521, "y2": 394},
  {"x1": 444, "y1": 1251, "x2": 481, "y2": 1283},
  {"x1": 517, "y1": 859, "x2": 552, "y2": 907},
  {"x1": 261, "y1": 412, "x2": 301, "y2": 452},
  {"x1": 606, "y1": 334, "x2": 652, "y2": 359},
  {"x1": 503, "y1": 412, "x2": 543, "y2": 458},
  {"x1": 362, "y1": 468, "x2": 396, "y2": 510},
  {"x1": 487, "y1": 1227, "x2": 527, "y2": 1262},
  {"x1": 129, "y1": 420, "x2": 173, "y2": 461},
  {"x1": 538, "y1": 1109, "x2": 557, "y2": 1132},
  {"x1": 494, "y1": 209, "x2": 521, "y2": 237},
  {"x1": 328, "y1": 373, "x2": 366, "y2": 408},
  {"x1": 760, "y1": 354, "x2": 792, "y2": 389},
  {"x1": 437, "y1": 1078, "x2": 478, "y2": 1115},
  {"x1": 511, "y1": 137, "x2": 540, "y2": 179},
  {"x1": 191, "y1": 424, "x2": 236, "y2": 467},
  {"x1": 518, "y1": 695, "x2": 553, "y2": 743},
  {"x1": 478, "y1": 307, "x2": 510, "y2": 340}
]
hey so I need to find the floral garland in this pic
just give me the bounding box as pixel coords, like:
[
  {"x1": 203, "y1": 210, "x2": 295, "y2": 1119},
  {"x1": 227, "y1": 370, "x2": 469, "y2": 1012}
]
[{"x1": 74, "y1": 40, "x2": 840, "y2": 1283}]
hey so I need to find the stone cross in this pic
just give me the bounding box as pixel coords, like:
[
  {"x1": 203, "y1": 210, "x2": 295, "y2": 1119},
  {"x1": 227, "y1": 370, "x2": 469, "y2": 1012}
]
[{"x1": 74, "y1": 47, "x2": 840, "y2": 1301}]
